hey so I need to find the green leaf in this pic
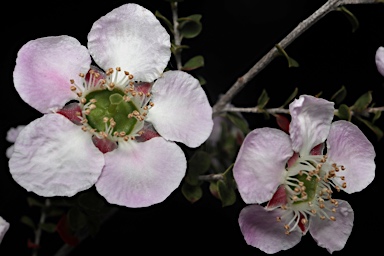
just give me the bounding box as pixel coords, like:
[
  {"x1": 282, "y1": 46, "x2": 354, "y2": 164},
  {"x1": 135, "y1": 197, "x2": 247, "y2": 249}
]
[
  {"x1": 335, "y1": 104, "x2": 351, "y2": 121},
  {"x1": 275, "y1": 44, "x2": 299, "y2": 68},
  {"x1": 337, "y1": 6, "x2": 359, "y2": 33},
  {"x1": 352, "y1": 91, "x2": 372, "y2": 113},
  {"x1": 372, "y1": 110, "x2": 381, "y2": 123},
  {"x1": 225, "y1": 112, "x2": 250, "y2": 135},
  {"x1": 39, "y1": 223, "x2": 57, "y2": 233},
  {"x1": 330, "y1": 85, "x2": 347, "y2": 105},
  {"x1": 181, "y1": 182, "x2": 202, "y2": 203},
  {"x1": 68, "y1": 207, "x2": 87, "y2": 231},
  {"x1": 21, "y1": 215, "x2": 36, "y2": 230},
  {"x1": 45, "y1": 207, "x2": 65, "y2": 217},
  {"x1": 185, "y1": 150, "x2": 211, "y2": 186},
  {"x1": 209, "y1": 181, "x2": 220, "y2": 199},
  {"x1": 171, "y1": 44, "x2": 190, "y2": 55},
  {"x1": 155, "y1": 11, "x2": 173, "y2": 33},
  {"x1": 217, "y1": 180, "x2": 236, "y2": 207},
  {"x1": 280, "y1": 87, "x2": 298, "y2": 108},
  {"x1": 178, "y1": 14, "x2": 202, "y2": 39},
  {"x1": 355, "y1": 116, "x2": 383, "y2": 140},
  {"x1": 257, "y1": 89, "x2": 270, "y2": 109},
  {"x1": 26, "y1": 197, "x2": 45, "y2": 208},
  {"x1": 197, "y1": 75, "x2": 206, "y2": 86},
  {"x1": 182, "y1": 55, "x2": 204, "y2": 71}
]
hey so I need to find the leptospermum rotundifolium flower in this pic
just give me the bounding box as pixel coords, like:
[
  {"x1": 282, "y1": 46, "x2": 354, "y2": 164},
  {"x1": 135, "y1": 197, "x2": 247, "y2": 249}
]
[
  {"x1": 233, "y1": 95, "x2": 375, "y2": 254},
  {"x1": 9, "y1": 3, "x2": 213, "y2": 208},
  {"x1": 376, "y1": 46, "x2": 384, "y2": 77}
]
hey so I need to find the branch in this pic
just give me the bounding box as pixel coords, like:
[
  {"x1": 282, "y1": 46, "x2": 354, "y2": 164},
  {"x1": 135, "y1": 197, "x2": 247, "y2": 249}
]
[{"x1": 212, "y1": 0, "x2": 382, "y2": 114}]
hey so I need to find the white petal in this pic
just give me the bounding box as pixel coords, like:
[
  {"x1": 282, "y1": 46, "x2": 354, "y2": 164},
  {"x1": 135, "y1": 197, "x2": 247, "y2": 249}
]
[
  {"x1": 87, "y1": 3, "x2": 171, "y2": 82},
  {"x1": 375, "y1": 46, "x2": 384, "y2": 77},
  {"x1": 310, "y1": 200, "x2": 354, "y2": 253},
  {"x1": 96, "y1": 137, "x2": 186, "y2": 208},
  {"x1": 9, "y1": 114, "x2": 105, "y2": 197},
  {"x1": 13, "y1": 36, "x2": 91, "y2": 113},
  {"x1": 6, "y1": 125, "x2": 26, "y2": 143},
  {"x1": 239, "y1": 205, "x2": 302, "y2": 254},
  {"x1": 327, "y1": 120, "x2": 375, "y2": 193},
  {"x1": 147, "y1": 71, "x2": 213, "y2": 148},
  {"x1": 0, "y1": 216, "x2": 10, "y2": 244},
  {"x1": 233, "y1": 128, "x2": 293, "y2": 204},
  {"x1": 289, "y1": 95, "x2": 334, "y2": 155}
]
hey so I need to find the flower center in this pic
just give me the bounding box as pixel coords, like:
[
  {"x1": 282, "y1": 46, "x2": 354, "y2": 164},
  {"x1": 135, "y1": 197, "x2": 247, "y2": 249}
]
[
  {"x1": 69, "y1": 67, "x2": 154, "y2": 142},
  {"x1": 278, "y1": 154, "x2": 347, "y2": 234}
]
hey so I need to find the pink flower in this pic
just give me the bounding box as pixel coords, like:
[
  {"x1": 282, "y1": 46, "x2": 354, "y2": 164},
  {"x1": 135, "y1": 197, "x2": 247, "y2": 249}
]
[
  {"x1": 375, "y1": 46, "x2": 384, "y2": 77},
  {"x1": 9, "y1": 3, "x2": 213, "y2": 208},
  {"x1": 233, "y1": 95, "x2": 375, "y2": 254}
]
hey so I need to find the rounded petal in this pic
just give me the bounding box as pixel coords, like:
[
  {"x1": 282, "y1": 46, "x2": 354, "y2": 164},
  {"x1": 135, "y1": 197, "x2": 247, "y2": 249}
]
[
  {"x1": 310, "y1": 199, "x2": 354, "y2": 253},
  {"x1": 9, "y1": 114, "x2": 105, "y2": 197},
  {"x1": 289, "y1": 95, "x2": 334, "y2": 155},
  {"x1": 239, "y1": 205, "x2": 302, "y2": 254},
  {"x1": 96, "y1": 137, "x2": 186, "y2": 208},
  {"x1": 0, "y1": 216, "x2": 10, "y2": 243},
  {"x1": 87, "y1": 3, "x2": 171, "y2": 82},
  {"x1": 146, "y1": 71, "x2": 213, "y2": 148},
  {"x1": 327, "y1": 120, "x2": 375, "y2": 193},
  {"x1": 14, "y1": 36, "x2": 91, "y2": 113},
  {"x1": 233, "y1": 128, "x2": 293, "y2": 204},
  {"x1": 375, "y1": 46, "x2": 384, "y2": 77},
  {"x1": 6, "y1": 125, "x2": 26, "y2": 143}
]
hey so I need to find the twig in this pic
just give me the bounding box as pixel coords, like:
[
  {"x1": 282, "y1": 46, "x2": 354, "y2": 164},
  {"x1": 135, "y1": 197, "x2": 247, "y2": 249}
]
[
  {"x1": 170, "y1": 1, "x2": 183, "y2": 70},
  {"x1": 212, "y1": 0, "x2": 382, "y2": 114},
  {"x1": 32, "y1": 199, "x2": 50, "y2": 256}
]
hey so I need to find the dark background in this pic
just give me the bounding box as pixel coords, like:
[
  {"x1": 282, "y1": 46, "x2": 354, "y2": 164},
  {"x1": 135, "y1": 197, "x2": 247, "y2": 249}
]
[{"x1": 1, "y1": 0, "x2": 384, "y2": 255}]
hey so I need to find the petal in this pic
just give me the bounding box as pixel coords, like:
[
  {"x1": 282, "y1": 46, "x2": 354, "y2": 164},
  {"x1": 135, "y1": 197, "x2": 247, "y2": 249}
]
[
  {"x1": 6, "y1": 125, "x2": 26, "y2": 143},
  {"x1": 289, "y1": 95, "x2": 334, "y2": 155},
  {"x1": 309, "y1": 199, "x2": 354, "y2": 253},
  {"x1": 146, "y1": 70, "x2": 213, "y2": 148},
  {"x1": 375, "y1": 46, "x2": 384, "y2": 77},
  {"x1": 0, "y1": 216, "x2": 10, "y2": 243},
  {"x1": 239, "y1": 205, "x2": 302, "y2": 254},
  {"x1": 5, "y1": 145, "x2": 15, "y2": 159},
  {"x1": 14, "y1": 36, "x2": 91, "y2": 113},
  {"x1": 9, "y1": 114, "x2": 105, "y2": 197},
  {"x1": 87, "y1": 3, "x2": 171, "y2": 82},
  {"x1": 233, "y1": 128, "x2": 293, "y2": 204},
  {"x1": 327, "y1": 120, "x2": 375, "y2": 193},
  {"x1": 96, "y1": 137, "x2": 186, "y2": 208}
]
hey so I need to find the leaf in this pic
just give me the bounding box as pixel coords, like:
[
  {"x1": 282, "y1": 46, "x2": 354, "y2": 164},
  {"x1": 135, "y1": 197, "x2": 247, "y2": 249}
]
[
  {"x1": 355, "y1": 116, "x2": 383, "y2": 141},
  {"x1": 197, "y1": 75, "x2": 206, "y2": 86},
  {"x1": 280, "y1": 87, "x2": 298, "y2": 108},
  {"x1": 178, "y1": 14, "x2": 202, "y2": 39},
  {"x1": 275, "y1": 44, "x2": 299, "y2": 68},
  {"x1": 181, "y1": 182, "x2": 202, "y2": 203},
  {"x1": 171, "y1": 44, "x2": 190, "y2": 55},
  {"x1": 67, "y1": 207, "x2": 87, "y2": 232},
  {"x1": 336, "y1": 6, "x2": 359, "y2": 33},
  {"x1": 185, "y1": 150, "x2": 211, "y2": 186},
  {"x1": 217, "y1": 180, "x2": 236, "y2": 207},
  {"x1": 182, "y1": 55, "x2": 204, "y2": 71},
  {"x1": 209, "y1": 182, "x2": 220, "y2": 199},
  {"x1": 372, "y1": 110, "x2": 381, "y2": 123},
  {"x1": 27, "y1": 197, "x2": 45, "y2": 208},
  {"x1": 352, "y1": 91, "x2": 372, "y2": 113},
  {"x1": 330, "y1": 85, "x2": 347, "y2": 105},
  {"x1": 39, "y1": 223, "x2": 57, "y2": 233},
  {"x1": 78, "y1": 190, "x2": 105, "y2": 213},
  {"x1": 335, "y1": 104, "x2": 351, "y2": 121},
  {"x1": 155, "y1": 11, "x2": 173, "y2": 33},
  {"x1": 21, "y1": 215, "x2": 36, "y2": 230},
  {"x1": 257, "y1": 89, "x2": 269, "y2": 109},
  {"x1": 225, "y1": 112, "x2": 250, "y2": 134}
]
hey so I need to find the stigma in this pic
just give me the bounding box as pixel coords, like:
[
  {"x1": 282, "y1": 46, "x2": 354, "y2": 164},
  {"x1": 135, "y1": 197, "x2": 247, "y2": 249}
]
[{"x1": 69, "y1": 67, "x2": 154, "y2": 142}]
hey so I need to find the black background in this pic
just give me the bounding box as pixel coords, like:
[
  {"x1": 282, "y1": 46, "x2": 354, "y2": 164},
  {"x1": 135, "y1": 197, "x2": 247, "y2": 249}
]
[{"x1": 1, "y1": 0, "x2": 384, "y2": 255}]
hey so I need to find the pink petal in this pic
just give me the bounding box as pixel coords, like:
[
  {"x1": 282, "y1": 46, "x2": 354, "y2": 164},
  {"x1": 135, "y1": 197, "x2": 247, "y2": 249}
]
[
  {"x1": 289, "y1": 95, "x2": 334, "y2": 155},
  {"x1": 239, "y1": 205, "x2": 302, "y2": 254},
  {"x1": 9, "y1": 114, "x2": 105, "y2": 197},
  {"x1": 233, "y1": 128, "x2": 293, "y2": 204},
  {"x1": 0, "y1": 216, "x2": 10, "y2": 243},
  {"x1": 146, "y1": 70, "x2": 213, "y2": 148},
  {"x1": 309, "y1": 199, "x2": 354, "y2": 253},
  {"x1": 87, "y1": 3, "x2": 171, "y2": 82},
  {"x1": 13, "y1": 36, "x2": 91, "y2": 113},
  {"x1": 6, "y1": 125, "x2": 26, "y2": 143},
  {"x1": 326, "y1": 120, "x2": 375, "y2": 193},
  {"x1": 95, "y1": 137, "x2": 186, "y2": 208},
  {"x1": 375, "y1": 46, "x2": 384, "y2": 77}
]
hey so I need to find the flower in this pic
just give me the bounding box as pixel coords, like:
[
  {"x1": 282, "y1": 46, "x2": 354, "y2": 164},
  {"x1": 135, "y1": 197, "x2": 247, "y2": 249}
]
[
  {"x1": 233, "y1": 95, "x2": 375, "y2": 254},
  {"x1": 9, "y1": 3, "x2": 213, "y2": 208},
  {"x1": 0, "y1": 216, "x2": 9, "y2": 244},
  {"x1": 376, "y1": 46, "x2": 384, "y2": 77},
  {"x1": 5, "y1": 125, "x2": 25, "y2": 158}
]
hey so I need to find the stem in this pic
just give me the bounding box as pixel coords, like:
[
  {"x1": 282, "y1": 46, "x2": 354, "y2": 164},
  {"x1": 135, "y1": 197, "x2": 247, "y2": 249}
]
[
  {"x1": 198, "y1": 173, "x2": 224, "y2": 181},
  {"x1": 171, "y1": 1, "x2": 183, "y2": 70},
  {"x1": 32, "y1": 199, "x2": 50, "y2": 256},
  {"x1": 212, "y1": 0, "x2": 381, "y2": 114}
]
